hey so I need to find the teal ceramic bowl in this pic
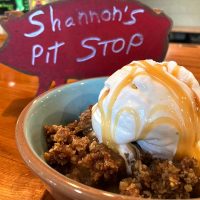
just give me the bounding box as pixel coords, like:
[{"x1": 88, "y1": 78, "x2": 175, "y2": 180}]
[
  {"x1": 16, "y1": 77, "x2": 198, "y2": 200},
  {"x1": 16, "y1": 77, "x2": 106, "y2": 163},
  {"x1": 16, "y1": 77, "x2": 140, "y2": 200}
]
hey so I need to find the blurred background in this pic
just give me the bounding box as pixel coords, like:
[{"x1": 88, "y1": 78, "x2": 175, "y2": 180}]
[{"x1": 139, "y1": 0, "x2": 200, "y2": 44}]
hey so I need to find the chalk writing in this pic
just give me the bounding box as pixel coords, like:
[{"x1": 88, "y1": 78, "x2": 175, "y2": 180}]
[
  {"x1": 24, "y1": 5, "x2": 145, "y2": 38},
  {"x1": 77, "y1": 33, "x2": 144, "y2": 62},
  {"x1": 24, "y1": 10, "x2": 45, "y2": 37},
  {"x1": 123, "y1": 9, "x2": 144, "y2": 25},
  {"x1": 32, "y1": 41, "x2": 65, "y2": 65},
  {"x1": 76, "y1": 37, "x2": 101, "y2": 63},
  {"x1": 1, "y1": 0, "x2": 172, "y2": 95},
  {"x1": 24, "y1": 4, "x2": 145, "y2": 66},
  {"x1": 50, "y1": 5, "x2": 61, "y2": 32}
]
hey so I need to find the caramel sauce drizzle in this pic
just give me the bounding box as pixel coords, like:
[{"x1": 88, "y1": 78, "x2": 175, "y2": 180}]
[
  {"x1": 138, "y1": 61, "x2": 200, "y2": 160},
  {"x1": 113, "y1": 107, "x2": 140, "y2": 140},
  {"x1": 96, "y1": 60, "x2": 200, "y2": 161},
  {"x1": 148, "y1": 104, "x2": 178, "y2": 117},
  {"x1": 139, "y1": 117, "x2": 182, "y2": 140},
  {"x1": 97, "y1": 66, "x2": 137, "y2": 151},
  {"x1": 139, "y1": 104, "x2": 181, "y2": 140},
  {"x1": 171, "y1": 64, "x2": 180, "y2": 78}
]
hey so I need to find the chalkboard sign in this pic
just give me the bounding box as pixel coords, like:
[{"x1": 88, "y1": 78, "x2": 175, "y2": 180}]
[{"x1": 0, "y1": 0, "x2": 172, "y2": 94}]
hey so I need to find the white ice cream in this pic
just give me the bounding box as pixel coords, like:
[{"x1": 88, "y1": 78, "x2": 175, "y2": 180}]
[{"x1": 92, "y1": 60, "x2": 200, "y2": 172}]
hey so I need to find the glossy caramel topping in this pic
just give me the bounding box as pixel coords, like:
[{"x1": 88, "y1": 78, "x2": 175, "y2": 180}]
[
  {"x1": 96, "y1": 60, "x2": 200, "y2": 161},
  {"x1": 139, "y1": 61, "x2": 200, "y2": 160},
  {"x1": 98, "y1": 66, "x2": 137, "y2": 151},
  {"x1": 113, "y1": 107, "x2": 140, "y2": 140}
]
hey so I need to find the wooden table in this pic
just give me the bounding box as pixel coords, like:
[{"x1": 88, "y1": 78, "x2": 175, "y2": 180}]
[{"x1": 1, "y1": 43, "x2": 200, "y2": 200}]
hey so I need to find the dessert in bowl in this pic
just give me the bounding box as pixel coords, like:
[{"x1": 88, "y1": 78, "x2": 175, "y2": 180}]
[{"x1": 16, "y1": 60, "x2": 200, "y2": 200}]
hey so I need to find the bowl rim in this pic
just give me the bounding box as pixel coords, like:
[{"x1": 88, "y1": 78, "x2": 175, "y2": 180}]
[
  {"x1": 15, "y1": 77, "x2": 199, "y2": 200},
  {"x1": 15, "y1": 77, "x2": 140, "y2": 200}
]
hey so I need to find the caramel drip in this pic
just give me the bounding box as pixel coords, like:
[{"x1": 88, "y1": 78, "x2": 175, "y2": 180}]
[
  {"x1": 138, "y1": 61, "x2": 200, "y2": 160},
  {"x1": 97, "y1": 89, "x2": 109, "y2": 143},
  {"x1": 162, "y1": 63, "x2": 168, "y2": 70},
  {"x1": 148, "y1": 104, "x2": 178, "y2": 118},
  {"x1": 138, "y1": 104, "x2": 181, "y2": 139},
  {"x1": 96, "y1": 60, "x2": 200, "y2": 162},
  {"x1": 192, "y1": 92, "x2": 200, "y2": 145},
  {"x1": 98, "y1": 66, "x2": 137, "y2": 151},
  {"x1": 132, "y1": 71, "x2": 147, "y2": 77},
  {"x1": 97, "y1": 89, "x2": 110, "y2": 111},
  {"x1": 92, "y1": 104, "x2": 98, "y2": 114},
  {"x1": 113, "y1": 107, "x2": 140, "y2": 140},
  {"x1": 139, "y1": 117, "x2": 182, "y2": 140},
  {"x1": 171, "y1": 64, "x2": 180, "y2": 78}
]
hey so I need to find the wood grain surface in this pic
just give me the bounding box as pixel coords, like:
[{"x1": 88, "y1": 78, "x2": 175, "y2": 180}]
[{"x1": 0, "y1": 42, "x2": 200, "y2": 200}]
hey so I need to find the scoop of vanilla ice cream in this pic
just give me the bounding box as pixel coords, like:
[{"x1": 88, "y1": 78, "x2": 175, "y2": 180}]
[{"x1": 92, "y1": 60, "x2": 200, "y2": 171}]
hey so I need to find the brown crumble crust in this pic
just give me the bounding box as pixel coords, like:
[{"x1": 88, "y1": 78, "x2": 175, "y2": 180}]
[
  {"x1": 44, "y1": 107, "x2": 200, "y2": 198},
  {"x1": 44, "y1": 106, "x2": 126, "y2": 187}
]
